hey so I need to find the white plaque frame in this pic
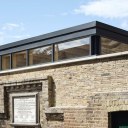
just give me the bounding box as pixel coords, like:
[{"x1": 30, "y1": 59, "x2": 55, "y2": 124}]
[{"x1": 11, "y1": 92, "x2": 39, "y2": 126}]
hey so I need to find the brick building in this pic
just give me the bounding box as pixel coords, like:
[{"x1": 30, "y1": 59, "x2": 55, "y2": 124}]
[{"x1": 0, "y1": 21, "x2": 128, "y2": 128}]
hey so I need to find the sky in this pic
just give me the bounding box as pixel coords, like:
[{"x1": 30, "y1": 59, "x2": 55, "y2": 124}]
[{"x1": 0, "y1": 0, "x2": 128, "y2": 45}]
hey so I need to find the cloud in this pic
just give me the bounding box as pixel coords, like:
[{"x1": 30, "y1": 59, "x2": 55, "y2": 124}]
[
  {"x1": 8, "y1": 34, "x2": 30, "y2": 39},
  {"x1": 43, "y1": 14, "x2": 56, "y2": 18},
  {"x1": 0, "y1": 33, "x2": 30, "y2": 45},
  {"x1": 60, "y1": 12, "x2": 68, "y2": 16},
  {"x1": 58, "y1": 37, "x2": 89, "y2": 50},
  {"x1": 0, "y1": 23, "x2": 30, "y2": 45},
  {"x1": 2, "y1": 23, "x2": 25, "y2": 31},
  {"x1": 74, "y1": 0, "x2": 128, "y2": 19},
  {"x1": 0, "y1": 32, "x2": 5, "y2": 44},
  {"x1": 43, "y1": 12, "x2": 69, "y2": 17}
]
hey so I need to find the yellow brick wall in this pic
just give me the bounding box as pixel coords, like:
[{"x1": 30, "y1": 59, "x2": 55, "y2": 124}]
[{"x1": 0, "y1": 54, "x2": 128, "y2": 128}]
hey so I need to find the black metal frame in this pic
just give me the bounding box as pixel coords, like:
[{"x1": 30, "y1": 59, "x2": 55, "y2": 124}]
[
  {"x1": 10, "y1": 54, "x2": 12, "y2": 69},
  {"x1": 26, "y1": 50, "x2": 29, "y2": 66},
  {"x1": 0, "y1": 21, "x2": 127, "y2": 71},
  {"x1": 11, "y1": 50, "x2": 28, "y2": 69},
  {"x1": 52, "y1": 44, "x2": 55, "y2": 62},
  {"x1": 0, "y1": 56, "x2": 1, "y2": 70},
  {"x1": 91, "y1": 35, "x2": 101, "y2": 55},
  {"x1": 0, "y1": 54, "x2": 12, "y2": 70}
]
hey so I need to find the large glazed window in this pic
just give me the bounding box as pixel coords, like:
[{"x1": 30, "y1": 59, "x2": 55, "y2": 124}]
[
  {"x1": 29, "y1": 45, "x2": 52, "y2": 65},
  {"x1": 12, "y1": 51, "x2": 27, "y2": 68},
  {"x1": 54, "y1": 37, "x2": 90, "y2": 61},
  {"x1": 101, "y1": 37, "x2": 128, "y2": 54},
  {"x1": 2, "y1": 54, "x2": 10, "y2": 70}
]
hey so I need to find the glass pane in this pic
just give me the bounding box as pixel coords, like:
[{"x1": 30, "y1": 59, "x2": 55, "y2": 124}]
[
  {"x1": 2, "y1": 55, "x2": 10, "y2": 70},
  {"x1": 54, "y1": 37, "x2": 90, "y2": 61},
  {"x1": 101, "y1": 37, "x2": 128, "y2": 54},
  {"x1": 29, "y1": 45, "x2": 52, "y2": 65},
  {"x1": 12, "y1": 51, "x2": 26, "y2": 68}
]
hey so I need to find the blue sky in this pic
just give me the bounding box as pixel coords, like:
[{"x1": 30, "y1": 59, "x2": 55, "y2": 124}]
[{"x1": 0, "y1": 0, "x2": 128, "y2": 45}]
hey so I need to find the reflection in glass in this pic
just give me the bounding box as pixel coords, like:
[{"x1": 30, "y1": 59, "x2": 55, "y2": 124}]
[
  {"x1": 101, "y1": 37, "x2": 128, "y2": 54},
  {"x1": 12, "y1": 51, "x2": 26, "y2": 68},
  {"x1": 29, "y1": 45, "x2": 52, "y2": 65},
  {"x1": 2, "y1": 55, "x2": 10, "y2": 70},
  {"x1": 54, "y1": 37, "x2": 90, "y2": 61}
]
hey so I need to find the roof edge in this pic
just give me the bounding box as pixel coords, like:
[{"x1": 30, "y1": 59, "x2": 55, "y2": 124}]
[
  {"x1": 0, "y1": 21, "x2": 128, "y2": 51},
  {"x1": 0, "y1": 21, "x2": 97, "y2": 51},
  {"x1": 96, "y1": 21, "x2": 128, "y2": 36}
]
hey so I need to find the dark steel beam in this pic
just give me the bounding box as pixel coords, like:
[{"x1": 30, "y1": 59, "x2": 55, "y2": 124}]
[
  {"x1": 10, "y1": 54, "x2": 12, "y2": 69},
  {"x1": 91, "y1": 35, "x2": 101, "y2": 55},
  {"x1": 52, "y1": 44, "x2": 55, "y2": 62},
  {"x1": 26, "y1": 50, "x2": 29, "y2": 66},
  {"x1": 0, "y1": 56, "x2": 1, "y2": 70}
]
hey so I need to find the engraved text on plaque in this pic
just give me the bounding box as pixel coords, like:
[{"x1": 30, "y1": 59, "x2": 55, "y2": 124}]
[{"x1": 13, "y1": 96, "x2": 36, "y2": 124}]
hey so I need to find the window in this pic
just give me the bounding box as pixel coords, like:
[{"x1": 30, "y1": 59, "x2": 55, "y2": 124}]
[
  {"x1": 101, "y1": 37, "x2": 128, "y2": 54},
  {"x1": 109, "y1": 111, "x2": 128, "y2": 128},
  {"x1": 29, "y1": 45, "x2": 52, "y2": 65},
  {"x1": 2, "y1": 54, "x2": 10, "y2": 70},
  {"x1": 54, "y1": 37, "x2": 90, "y2": 61},
  {"x1": 12, "y1": 51, "x2": 27, "y2": 68}
]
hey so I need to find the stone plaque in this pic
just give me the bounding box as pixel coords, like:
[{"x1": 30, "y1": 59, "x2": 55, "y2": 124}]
[{"x1": 13, "y1": 95, "x2": 37, "y2": 124}]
